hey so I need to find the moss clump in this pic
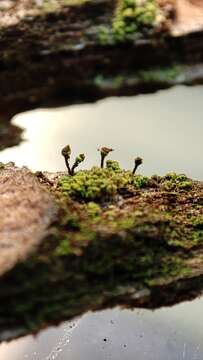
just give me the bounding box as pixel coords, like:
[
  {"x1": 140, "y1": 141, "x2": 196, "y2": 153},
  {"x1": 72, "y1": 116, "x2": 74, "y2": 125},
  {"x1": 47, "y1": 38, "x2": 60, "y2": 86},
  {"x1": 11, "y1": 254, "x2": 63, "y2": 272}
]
[
  {"x1": 97, "y1": 0, "x2": 165, "y2": 44},
  {"x1": 58, "y1": 166, "x2": 194, "y2": 202},
  {"x1": 113, "y1": 0, "x2": 164, "y2": 42},
  {"x1": 58, "y1": 164, "x2": 149, "y2": 201},
  {"x1": 55, "y1": 168, "x2": 202, "y2": 255},
  {"x1": 161, "y1": 173, "x2": 193, "y2": 191},
  {"x1": 138, "y1": 66, "x2": 181, "y2": 83},
  {"x1": 94, "y1": 66, "x2": 181, "y2": 93}
]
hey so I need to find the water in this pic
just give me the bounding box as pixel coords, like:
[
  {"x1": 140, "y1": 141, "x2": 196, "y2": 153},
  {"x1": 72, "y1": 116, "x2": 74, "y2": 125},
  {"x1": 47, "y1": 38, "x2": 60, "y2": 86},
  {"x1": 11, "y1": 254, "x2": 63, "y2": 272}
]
[
  {"x1": 1, "y1": 298, "x2": 203, "y2": 360},
  {"x1": 0, "y1": 85, "x2": 202, "y2": 359},
  {"x1": 0, "y1": 86, "x2": 202, "y2": 178}
]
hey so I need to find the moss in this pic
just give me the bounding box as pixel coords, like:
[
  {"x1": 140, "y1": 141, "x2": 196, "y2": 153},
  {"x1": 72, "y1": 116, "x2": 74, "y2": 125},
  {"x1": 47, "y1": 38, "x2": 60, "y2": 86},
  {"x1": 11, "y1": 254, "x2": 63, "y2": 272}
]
[
  {"x1": 97, "y1": 0, "x2": 165, "y2": 45},
  {"x1": 93, "y1": 66, "x2": 181, "y2": 93},
  {"x1": 58, "y1": 165, "x2": 151, "y2": 201},
  {"x1": 58, "y1": 167, "x2": 193, "y2": 202},
  {"x1": 112, "y1": 0, "x2": 164, "y2": 42},
  {"x1": 106, "y1": 160, "x2": 121, "y2": 172},
  {"x1": 177, "y1": 181, "x2": 193, "y2": 190},
  {"x1": 138, "y1": 66, "x2": 181, "y2": 83},
  {"x1": 160, "y1": 172, "x2": 193, "y2": 191}
]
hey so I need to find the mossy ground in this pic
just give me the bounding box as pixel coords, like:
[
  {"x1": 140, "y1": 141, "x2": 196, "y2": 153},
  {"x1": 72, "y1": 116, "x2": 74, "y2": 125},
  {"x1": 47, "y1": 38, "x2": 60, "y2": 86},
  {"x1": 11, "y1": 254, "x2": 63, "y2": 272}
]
[
  {"x1": 56, "y1": 166, "x2": 201, "y2": 255},
  {"x1": 0, "y1": 163, "x2": 202, "y2": 338}
]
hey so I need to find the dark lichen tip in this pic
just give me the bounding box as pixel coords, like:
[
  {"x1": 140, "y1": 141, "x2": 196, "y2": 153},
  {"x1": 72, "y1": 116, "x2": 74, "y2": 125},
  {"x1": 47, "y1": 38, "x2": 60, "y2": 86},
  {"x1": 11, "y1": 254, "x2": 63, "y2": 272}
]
[
  {"x1": 71, "y1": 153, "x2": 86, "y2": 175},
  {"x1": 77, "y1": 153, "x2": 85, "y2": 163},
  {"x1": 99, "y1": 147, "x2": 114, "y2": 155},
  {"x1": 61, "y1": 145, "x2": 71, "y2": 159},
  {"x1": 61, "y1": 145, "x2": 72, "y2": 175},
  {"x1": 98, "y1": 147, "x2": 114, "y2": 168},
  {"x1": 133, "y1": 156, "x2": 143, "y2": 175}
]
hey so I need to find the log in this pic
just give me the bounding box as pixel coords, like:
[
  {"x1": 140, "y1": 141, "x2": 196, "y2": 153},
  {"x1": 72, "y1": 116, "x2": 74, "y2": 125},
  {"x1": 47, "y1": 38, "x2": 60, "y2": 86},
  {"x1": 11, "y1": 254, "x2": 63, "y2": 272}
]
[
  {"x1": 0, "y1": 161, "x2": 202, "y2": 342},
  {"x1": 0, "y1": 0, "x2": 203, "y2": 121}
]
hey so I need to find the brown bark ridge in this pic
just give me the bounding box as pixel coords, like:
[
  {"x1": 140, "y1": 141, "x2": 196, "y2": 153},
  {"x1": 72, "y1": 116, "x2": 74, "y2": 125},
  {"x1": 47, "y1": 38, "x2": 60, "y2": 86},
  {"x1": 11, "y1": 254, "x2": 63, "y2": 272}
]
[{"x1": 0, "y1": 0, "x2": 203, "y2": 121}]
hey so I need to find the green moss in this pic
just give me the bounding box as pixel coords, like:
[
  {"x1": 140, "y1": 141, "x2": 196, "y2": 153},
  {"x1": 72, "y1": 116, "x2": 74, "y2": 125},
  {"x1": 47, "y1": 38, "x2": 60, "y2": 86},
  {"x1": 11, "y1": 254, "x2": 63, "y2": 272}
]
[
  {"x1": 139, "y1": 66, "x2": 181, "y2": 83},
  {"x1": 93, "y1": 66, "x2": 181, "y2": 92},
  {"x1": 58, "y1": 167, "x2": 193, "y2": 202},
  {"x1": 106, "y1": 160, "x2": 121, "y2": 172},
  {"x1": 161, "y1": 172, "x2": 193, "y2": 191},
  {"x1": 97, "y1": 0, "x2": 165, "y2": 45},
  {"x1": 112, "y1": 0, "x2": 164, "y2": 42},
  {"x1": 58, "y1": 165, "x2": 151, "y2": 201},
  {"x1": 177, "y1": 181, "x2": 193, "y2": 190}
]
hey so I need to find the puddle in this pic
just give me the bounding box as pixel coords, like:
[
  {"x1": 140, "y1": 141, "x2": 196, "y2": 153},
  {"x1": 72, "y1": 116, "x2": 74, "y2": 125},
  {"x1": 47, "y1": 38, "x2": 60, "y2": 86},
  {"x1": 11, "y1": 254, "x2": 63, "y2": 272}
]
[
  {"x1": 0, "y1": 85, "x2": 202, "y2": 179},
  {"x1": 1, "y1": 297, "x2": 203, "y2": 360},
  {"x1": 0, "y1": 85, "x2": 203, "y2": 359}
]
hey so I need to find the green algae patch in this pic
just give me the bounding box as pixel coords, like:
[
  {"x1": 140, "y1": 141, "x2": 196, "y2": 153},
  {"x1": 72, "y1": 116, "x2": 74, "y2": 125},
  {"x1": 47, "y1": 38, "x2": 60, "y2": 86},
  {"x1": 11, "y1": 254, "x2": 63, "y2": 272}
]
[{"x1": 0, "y1": 164, "x2": 202, "y2": 341}]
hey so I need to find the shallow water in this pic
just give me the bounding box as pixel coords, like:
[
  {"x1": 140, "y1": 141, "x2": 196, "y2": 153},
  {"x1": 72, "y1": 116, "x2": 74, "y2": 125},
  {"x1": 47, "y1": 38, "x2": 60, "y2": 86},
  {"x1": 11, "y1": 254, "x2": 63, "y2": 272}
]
[
  {"x1": 1, "y1": 86, "x2": 203, "y2": 178},
  {"x1": 1, "y1": 298, "x2": 203, "y2": 360},
  {"x1": 0, "y1": 85, "x2": 203, "y2": 359}
]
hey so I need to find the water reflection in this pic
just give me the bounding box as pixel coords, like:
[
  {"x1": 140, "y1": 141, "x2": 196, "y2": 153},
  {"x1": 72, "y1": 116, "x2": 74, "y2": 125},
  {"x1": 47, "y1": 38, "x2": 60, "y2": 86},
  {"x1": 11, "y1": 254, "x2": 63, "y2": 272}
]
[
  {"x1": 0, "y1": 86, "x2": 202, "y2": 179},
  {"x1": 0, "y1": 85, "x2": 203, "y2": 359},
  {"x1": 1, "y1": 296, "x2": 203, "y2": 359}
]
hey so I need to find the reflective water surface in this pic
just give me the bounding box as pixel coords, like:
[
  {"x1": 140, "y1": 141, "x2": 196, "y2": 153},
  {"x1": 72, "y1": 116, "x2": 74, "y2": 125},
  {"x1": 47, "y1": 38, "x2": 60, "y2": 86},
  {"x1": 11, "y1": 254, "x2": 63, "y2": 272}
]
[
  {"x1": 0, "y1": 86, "x2": 203, "y2": 359},
  {"x1": 1, "y1": 86, "x2": 203, "y2": 178},
  {"x1": 1, "y1": 298, "x2": 203, "y2": 360}
]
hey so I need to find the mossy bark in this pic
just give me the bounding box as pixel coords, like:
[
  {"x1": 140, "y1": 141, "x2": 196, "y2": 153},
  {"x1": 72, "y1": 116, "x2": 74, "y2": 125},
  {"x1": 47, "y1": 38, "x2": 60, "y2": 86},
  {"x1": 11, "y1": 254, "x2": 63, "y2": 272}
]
[
  {"x1": 0, "y1": 163, "x2": 202, "y2": 342},
  {"x1": 0, "y1": 0, "x2": 203, "y2": 121}
]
